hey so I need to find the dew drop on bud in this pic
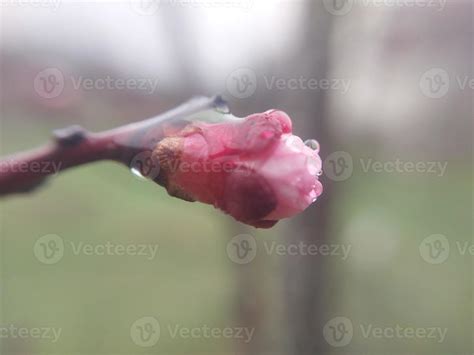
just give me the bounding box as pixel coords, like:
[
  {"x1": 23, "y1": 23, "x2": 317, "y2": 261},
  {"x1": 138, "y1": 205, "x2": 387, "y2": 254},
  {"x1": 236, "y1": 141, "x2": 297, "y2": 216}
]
[
  {"x1": 306, "y1": 156, "x2": 320, "y2": 176},
  {"x1": 304, "y1": 139, "x2": 320, "y2": 152}
]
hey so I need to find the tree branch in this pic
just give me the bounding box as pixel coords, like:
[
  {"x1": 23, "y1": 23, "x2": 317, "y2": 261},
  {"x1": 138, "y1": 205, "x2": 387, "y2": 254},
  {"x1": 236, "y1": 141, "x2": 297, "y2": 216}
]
[{"x1": 0, "y1": 96, "x2": 227, "y2": 197}]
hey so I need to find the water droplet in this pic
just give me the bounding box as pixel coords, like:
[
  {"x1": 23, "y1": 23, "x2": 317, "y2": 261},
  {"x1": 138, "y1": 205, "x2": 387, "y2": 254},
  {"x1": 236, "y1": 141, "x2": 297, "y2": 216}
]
[
  {"x1": 305, "y1": 139, "x2": 320, "y2": 152},
  {"x1": 214, "y1": 97, "x2": 230, "y2": 114},
  {"x1": 317, "y1": 170, "x2": 323, "y2": 176},
  {"x1": 130, "y1": 151, "x2": 161, "y2": 180},
  {"x1": 306, "y1": 156, "x2": 321, "y2": 176},
  {"x1": 130, "y1": 167, "x2": 146, "y2": 180}
]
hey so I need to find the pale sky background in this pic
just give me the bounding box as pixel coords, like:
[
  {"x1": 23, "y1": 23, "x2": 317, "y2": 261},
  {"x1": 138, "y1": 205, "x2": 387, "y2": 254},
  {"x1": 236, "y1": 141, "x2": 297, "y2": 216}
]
[{"x1": 2, "y1": 0, "x2": 304, "y2": 90}]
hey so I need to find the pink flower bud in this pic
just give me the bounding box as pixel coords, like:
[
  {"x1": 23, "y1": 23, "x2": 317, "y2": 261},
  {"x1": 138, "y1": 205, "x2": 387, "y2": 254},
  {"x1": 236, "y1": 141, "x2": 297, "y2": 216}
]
[{"x1": 153, "y1": 109, "x2": 323, "y2": 228}]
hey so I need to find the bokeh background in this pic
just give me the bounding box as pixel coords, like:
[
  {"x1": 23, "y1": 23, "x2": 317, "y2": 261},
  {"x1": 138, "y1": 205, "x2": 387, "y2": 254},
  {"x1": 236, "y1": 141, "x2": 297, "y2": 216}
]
[{"x1": 0, "y1": 0, "x2": 472, "y2": 354}]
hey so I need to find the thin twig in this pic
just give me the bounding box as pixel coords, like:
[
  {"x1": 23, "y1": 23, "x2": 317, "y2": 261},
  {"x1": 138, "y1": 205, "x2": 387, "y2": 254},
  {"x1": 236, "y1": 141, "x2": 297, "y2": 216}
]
[{"x1": 0, "y1": 96, "x2": 226, "y2": 196}]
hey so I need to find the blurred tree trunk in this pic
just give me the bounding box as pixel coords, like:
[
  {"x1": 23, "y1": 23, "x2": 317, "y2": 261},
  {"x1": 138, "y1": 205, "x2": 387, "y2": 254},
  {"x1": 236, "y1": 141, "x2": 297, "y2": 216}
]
[
  {"x1": 231, "y1": 2, "x2": 336, "y2": 353},
  {"x1": 229, "y1": 2, "x2": 336, "y2": 354},
  {"x1": 230, "y1": 224, "x2": 265, "y2": 355},
  {"x1": 285, "y1": 2, "x2": 335, "y2": 354}
]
